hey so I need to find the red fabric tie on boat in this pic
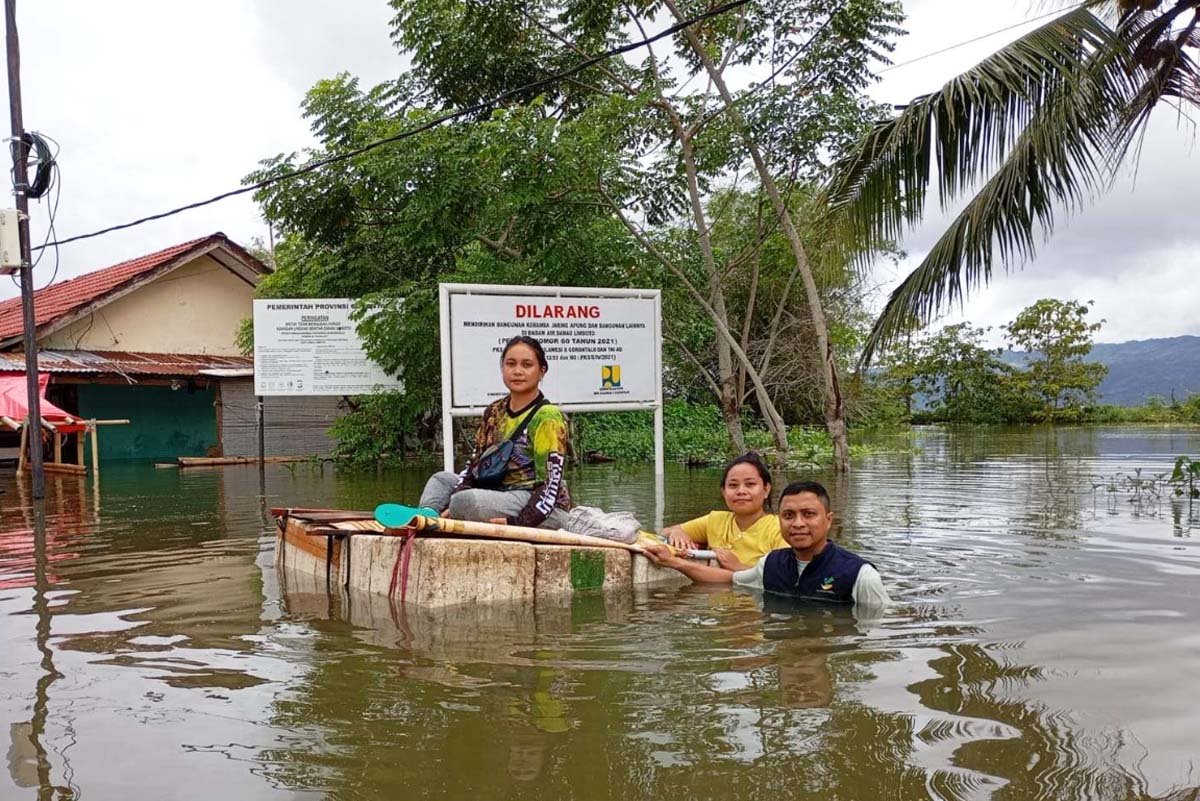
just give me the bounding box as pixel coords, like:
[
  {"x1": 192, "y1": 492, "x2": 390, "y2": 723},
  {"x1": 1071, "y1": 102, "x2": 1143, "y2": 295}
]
[{"x1": 388, "y1": 532, "x2": 416, "y2": 604}]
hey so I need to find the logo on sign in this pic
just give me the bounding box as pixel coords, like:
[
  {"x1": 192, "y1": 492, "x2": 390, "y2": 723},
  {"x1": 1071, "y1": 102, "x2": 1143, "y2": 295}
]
[{"x1": 601, "y1": 365, "x2": 622, "y2": 389}]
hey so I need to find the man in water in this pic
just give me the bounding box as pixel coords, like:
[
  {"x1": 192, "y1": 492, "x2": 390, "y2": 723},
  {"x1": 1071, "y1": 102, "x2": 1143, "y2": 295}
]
[{"x1": 643, "y1": 480, "x2": 889, "y2": 607}]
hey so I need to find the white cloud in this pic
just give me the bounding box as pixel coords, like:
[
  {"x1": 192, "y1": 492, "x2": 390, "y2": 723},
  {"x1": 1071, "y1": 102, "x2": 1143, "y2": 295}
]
[
  {"x1": 0, "y1": 0, "x2": 1195, "y2": 352},
  {"x1": 0, "y1": 0, "x2": 398, "y2": 301},
  {"x1": 866, "y1": 0, "x2": 1200, "y2": 345}
]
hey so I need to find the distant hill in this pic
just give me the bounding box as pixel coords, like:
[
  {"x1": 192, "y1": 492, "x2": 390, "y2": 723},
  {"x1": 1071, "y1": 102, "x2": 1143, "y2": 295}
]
[{"x1": 1002, "y1": 336, "x2": 1200, "y2": 406}]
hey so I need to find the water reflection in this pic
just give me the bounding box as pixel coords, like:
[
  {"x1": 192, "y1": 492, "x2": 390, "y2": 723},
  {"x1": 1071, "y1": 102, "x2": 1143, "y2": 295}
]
[
  {"x1": 5, "y1": 501, "x2": 75, "y2": 800},
  {"x1": 268, "y1": 577, "x2": 915, "y2": 799},
  {"x1": 1, "y1": 427, "x2": 1199, "y2": 799}
]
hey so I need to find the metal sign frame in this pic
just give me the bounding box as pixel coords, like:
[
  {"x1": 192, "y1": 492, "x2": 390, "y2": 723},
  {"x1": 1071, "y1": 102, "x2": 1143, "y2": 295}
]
[{"x1": 439, "y1": 283, "x2": 664, "y2": 477}]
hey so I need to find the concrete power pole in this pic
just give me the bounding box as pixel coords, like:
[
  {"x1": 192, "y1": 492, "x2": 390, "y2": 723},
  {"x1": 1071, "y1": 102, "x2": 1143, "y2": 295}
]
[{"x1": 5, "y1": 0, "x2": 45, "y2": 498}]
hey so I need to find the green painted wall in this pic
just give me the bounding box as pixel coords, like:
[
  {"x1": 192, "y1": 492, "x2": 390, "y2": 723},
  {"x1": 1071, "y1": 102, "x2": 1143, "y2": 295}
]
[{"x1": 76, "y1": 384, "x2": 218, "y2": 460}]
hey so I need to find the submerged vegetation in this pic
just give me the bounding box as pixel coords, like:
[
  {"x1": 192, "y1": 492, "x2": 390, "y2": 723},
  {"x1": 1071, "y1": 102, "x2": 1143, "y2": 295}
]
[
  {"x1": 1093, "y1": 456, "x2": 1200, "y2": 534},
  {"x1": 573, "y1": 400, "x2": 882, "y2": 467}
]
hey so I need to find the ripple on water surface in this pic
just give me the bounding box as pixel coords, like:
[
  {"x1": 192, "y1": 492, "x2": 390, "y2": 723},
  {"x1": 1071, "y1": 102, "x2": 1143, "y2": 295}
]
[{"x1": 2, "y1": 428, "x2": 1200, "y2": 799}]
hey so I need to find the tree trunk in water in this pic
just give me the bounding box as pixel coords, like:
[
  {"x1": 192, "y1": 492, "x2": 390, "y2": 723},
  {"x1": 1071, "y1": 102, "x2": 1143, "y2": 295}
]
[
  {"x1": 604, "y1": 31, "x2": 791, "y2": 458},
  {"x1": 722, "y1": 394, "x2": 747, "y2": 455},
  {"x1": 678, "y1": 126, "x2": 747, "y2": 455},
  {"x1": 668, "y1": 6, "x2": 849, "y2": 471},
  {"x1": 755, "y1": 382, "x2": 789, "y2": 452}
]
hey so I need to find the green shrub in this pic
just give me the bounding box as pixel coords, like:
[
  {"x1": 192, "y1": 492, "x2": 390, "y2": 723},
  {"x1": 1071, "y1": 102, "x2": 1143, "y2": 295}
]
[{"x1": 574, "y1": 399, "x2": 736, "y2": 465}]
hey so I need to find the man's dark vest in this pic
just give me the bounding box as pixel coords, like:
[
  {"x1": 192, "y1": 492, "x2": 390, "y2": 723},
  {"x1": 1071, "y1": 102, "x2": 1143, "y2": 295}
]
[{"x1": 761, "y1": 541, "x2": 869, "y2": 604}]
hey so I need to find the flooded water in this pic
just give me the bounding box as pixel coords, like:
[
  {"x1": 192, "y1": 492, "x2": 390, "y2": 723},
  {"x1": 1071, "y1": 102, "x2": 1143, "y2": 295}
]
[{"x1": 2, "y1": 426, "x2": 1200, "y2": 800}]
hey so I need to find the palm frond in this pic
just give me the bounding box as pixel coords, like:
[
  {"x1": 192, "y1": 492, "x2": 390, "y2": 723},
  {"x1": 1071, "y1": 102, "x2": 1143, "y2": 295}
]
[
  {"x1": 824, "y1": 7, "x2": 1144, "y2": 363},
  {"x1": 860, "y1": 29, "x2": 1148, "y2": 362},
  {"x1": 1118, "y1": 1, "x2": 1200, "y2": 129}
]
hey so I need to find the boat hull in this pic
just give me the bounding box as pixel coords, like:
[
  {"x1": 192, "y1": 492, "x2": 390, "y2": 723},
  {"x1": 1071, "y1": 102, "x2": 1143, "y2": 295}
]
[{"x1": 274, "y1": 514, "x2": 690, "y2": 610}]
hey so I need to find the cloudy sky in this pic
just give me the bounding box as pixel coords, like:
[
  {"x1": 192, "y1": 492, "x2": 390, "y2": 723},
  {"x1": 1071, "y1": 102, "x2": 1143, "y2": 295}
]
[{"x1": 1, "y1": 0, "x2": 1196, "y2": 345}]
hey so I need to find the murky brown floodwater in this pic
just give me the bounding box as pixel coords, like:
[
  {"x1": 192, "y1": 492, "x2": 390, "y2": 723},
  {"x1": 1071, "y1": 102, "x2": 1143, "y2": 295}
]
[{"x1": 2, "y1": 426, "x2": 1199, "y2": 800}]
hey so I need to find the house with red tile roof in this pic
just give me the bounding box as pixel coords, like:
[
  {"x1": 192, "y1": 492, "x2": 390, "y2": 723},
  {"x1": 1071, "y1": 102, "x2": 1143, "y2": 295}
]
[{"x1": 0, "y1": 234, "x2": 342, "y2": 461}]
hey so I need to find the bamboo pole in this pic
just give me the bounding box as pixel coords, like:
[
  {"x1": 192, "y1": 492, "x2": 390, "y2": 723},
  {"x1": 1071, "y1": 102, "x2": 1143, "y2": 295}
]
[
  {"x1": 76, "y1": 431, "x2": 84, "y2": 466},
  {"x1": 383, "y1": 515, "x2": 647, "y2": 554},
  {"x1": 42, "y1": 462, "x2": 85, "y2": 475},
  {"x1": 17, "y1": 422, "x2": 27, "y2": 472},
  {"x1": 179, "y1": 455, "x2": 306, "y2": 468},
  {"x1": 53, "y1": 431, "x2": 61, "y2": 464},
  {"x1": 89, "y1": 422, "x2": 99, "y2": 480}
]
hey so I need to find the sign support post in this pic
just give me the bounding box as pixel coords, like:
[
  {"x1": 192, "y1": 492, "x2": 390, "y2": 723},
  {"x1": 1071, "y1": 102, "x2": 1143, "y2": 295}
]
[
  {"x1": 439, "y1": 283, "x2": 455, "y2": 473},
  {"x1": 653, "y1": 296, "x2": 664, "y2": 529}
]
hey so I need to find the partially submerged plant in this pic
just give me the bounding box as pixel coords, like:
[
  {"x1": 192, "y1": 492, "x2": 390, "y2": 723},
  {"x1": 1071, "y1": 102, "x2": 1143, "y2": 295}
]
[{"x1": 1170, "y1": 455, "x2": 1200, "y2": 499}]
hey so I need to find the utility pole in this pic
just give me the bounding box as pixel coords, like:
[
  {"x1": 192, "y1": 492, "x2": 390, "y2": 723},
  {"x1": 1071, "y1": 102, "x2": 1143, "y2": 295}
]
[{"x1": 5, "y1": 0, "x2": 45, "y2": 498}]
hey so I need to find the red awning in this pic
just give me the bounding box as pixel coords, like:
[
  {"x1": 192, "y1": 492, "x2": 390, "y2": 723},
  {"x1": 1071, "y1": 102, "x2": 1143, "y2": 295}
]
[{"x1": 0, "y1": 373, "x2": 86, "y2": 432}]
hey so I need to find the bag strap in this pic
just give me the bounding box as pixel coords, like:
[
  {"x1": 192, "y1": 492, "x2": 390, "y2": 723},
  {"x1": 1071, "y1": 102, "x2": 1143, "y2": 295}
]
[{"x1": 505, "y1": 397, "x2": 549, "y2": 444}]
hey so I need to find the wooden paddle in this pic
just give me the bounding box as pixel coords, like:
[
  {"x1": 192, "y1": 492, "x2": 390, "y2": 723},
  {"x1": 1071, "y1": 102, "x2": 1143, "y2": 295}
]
[
  {"x1": 270, "y1": 507, "x2": 377, "y2": 522},
  {"x1": 374, "y1": 503, "x2": 648, "y2": 554}
]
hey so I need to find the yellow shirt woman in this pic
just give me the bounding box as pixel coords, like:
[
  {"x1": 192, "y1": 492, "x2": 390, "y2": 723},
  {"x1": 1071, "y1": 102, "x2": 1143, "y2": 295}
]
[
  {"x1": 662, "y1": 452, "x2": 783, "y2": 570},
  {"x1": 677, "y1": 511, "x2": 786, "y2": 567}
]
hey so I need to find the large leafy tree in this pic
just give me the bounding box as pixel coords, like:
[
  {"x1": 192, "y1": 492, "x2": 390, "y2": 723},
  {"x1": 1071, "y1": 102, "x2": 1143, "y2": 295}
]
[
  {"x1": 251, "y1": 0, "x2": 904, "y2": 463},
  {"x1": 911, "y1": 323, "x2": 1023, "y2": 424},
  {"x1": 827, "y1": 0, "x2": 1199, "y2": 361},
  {"x1": 387, "y1": 0, "x2": 903, "y2": 467},
  {"x1": 1003, "y1": 298, "x2": 1107, "y2": 418}
]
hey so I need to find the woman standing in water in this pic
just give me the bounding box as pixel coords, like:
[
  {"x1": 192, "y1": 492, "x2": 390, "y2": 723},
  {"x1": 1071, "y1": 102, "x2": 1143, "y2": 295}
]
[
  {"x1": 419, "y1": 335, "x2": 572, "y2": 529},
  {"x1": 661, "y1": 452, "x2": 785, "y2": 570}
]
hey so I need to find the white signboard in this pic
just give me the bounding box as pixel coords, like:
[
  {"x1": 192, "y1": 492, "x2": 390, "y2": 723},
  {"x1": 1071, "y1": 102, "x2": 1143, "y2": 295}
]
[
  {"x1": 448, "y1": 293, "x2": 658, "y2": 408},
  {"x1": 253, "y1": 299, "x2": 402, "y2": 396},
  {"x1": 440, "y1": 283, "x2": 663, "y2": 478}
]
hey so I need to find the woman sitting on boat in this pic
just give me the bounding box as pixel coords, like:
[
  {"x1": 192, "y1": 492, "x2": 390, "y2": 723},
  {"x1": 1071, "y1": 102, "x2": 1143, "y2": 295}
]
[
  {"x1": 419, "y1": 335, "x2": 572, "y2": 530},
  {"x1": 662, "y1": 452, "x2": 785, "y2": 570}
]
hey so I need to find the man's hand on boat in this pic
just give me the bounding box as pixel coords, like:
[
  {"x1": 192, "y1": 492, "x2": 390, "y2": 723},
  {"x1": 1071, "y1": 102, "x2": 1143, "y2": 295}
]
[
  {"x1": 488, "y1": 517, "x2": 507, "y2": 525},
  {"x1": 713, "y1": 548, "x2": 747, "y2": 572}
]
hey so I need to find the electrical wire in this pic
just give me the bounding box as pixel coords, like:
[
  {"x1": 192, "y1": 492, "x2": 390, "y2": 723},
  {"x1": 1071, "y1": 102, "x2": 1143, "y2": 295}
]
[
  {"x1": 7, "y1": 131, "x2": 60, "y2": 289},
  {"x1": 21, "y1": 2, "x2": 1090, "y2": 258},
  {"x1": 30, "y1": 133, "x2": 62, "y2": 285},
  {"x1": 878, "y1": 4, "x2": 1084, "y2": 74},
  {"x1": 32, "y1": 0, "x2": 754, "y2": 254}
]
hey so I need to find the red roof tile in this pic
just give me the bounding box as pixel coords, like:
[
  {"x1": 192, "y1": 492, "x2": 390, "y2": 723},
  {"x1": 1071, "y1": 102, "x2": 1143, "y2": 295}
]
[{"x1": 0, "y1": 233, "x2": 264, "y2": 342}]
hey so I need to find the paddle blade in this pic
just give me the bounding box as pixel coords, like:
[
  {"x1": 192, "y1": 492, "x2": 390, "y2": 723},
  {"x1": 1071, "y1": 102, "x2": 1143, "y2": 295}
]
[{"x1": 374, "y1": 503, "x2": 439, "y2": 529}]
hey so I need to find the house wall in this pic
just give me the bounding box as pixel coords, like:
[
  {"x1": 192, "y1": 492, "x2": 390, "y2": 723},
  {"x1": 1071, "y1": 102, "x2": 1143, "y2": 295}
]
[
  {"x1": 218, "y1": 380, "x2": 341, "y2": 457},
  {"x1": 42, "y1": 255, "x2": 252, "y2": 355},
  {"x1": 76, "y1": 384, "x2": 218, "y2": 460}
]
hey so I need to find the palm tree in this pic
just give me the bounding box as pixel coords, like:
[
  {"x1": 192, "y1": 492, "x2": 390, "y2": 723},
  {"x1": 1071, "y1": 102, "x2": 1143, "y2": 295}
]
[{"x1": 826, "y1": 0, "x2": 1199, "y2": 363}]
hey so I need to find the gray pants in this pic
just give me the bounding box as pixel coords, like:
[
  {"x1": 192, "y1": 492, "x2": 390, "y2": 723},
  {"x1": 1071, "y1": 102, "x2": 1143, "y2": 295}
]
[{"x1": 418, "y1": 471, "x2": 570, "y2": 530}]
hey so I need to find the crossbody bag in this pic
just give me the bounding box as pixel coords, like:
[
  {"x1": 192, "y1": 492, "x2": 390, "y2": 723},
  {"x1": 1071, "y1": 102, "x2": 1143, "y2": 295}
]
[{"x1": 466, "y1": 398, "x2": 549, "y2": 490}]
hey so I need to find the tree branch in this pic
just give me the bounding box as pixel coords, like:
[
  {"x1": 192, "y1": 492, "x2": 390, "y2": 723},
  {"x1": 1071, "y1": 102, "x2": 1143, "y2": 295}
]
[
  {"x1": 664, "y1": 328, "x2": 722, "y2": 399},
  {"x1": 599, "y1": 178, "x2": 782, "y2": 414}
]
